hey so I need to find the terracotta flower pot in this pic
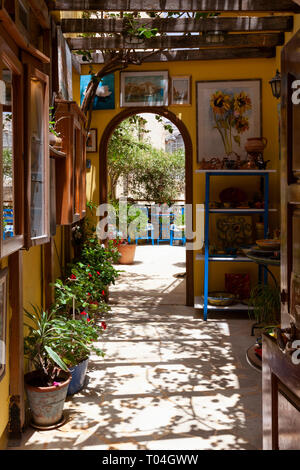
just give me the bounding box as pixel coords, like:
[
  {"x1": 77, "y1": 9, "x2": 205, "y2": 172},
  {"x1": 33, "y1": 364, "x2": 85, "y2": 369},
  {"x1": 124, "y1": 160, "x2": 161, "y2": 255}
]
[
  {"x1": 118, "y1": 244, "x2": 136, "y2": 265},
  {"x1": 245, "y1": 137, "x2": 268, "y2": 154},
  {"x1": 25, "y1": 370, "x2": 71, "y2": 427}
]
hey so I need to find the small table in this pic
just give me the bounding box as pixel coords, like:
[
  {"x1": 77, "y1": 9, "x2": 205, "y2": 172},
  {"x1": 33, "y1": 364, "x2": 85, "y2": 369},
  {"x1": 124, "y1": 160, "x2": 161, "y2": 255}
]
[
  {"x1": 243, "y1": 248, "x2": 280, "y2": 287},
  {"x1": 246, "y1": 344, "x2": 262, "y2": 372}
]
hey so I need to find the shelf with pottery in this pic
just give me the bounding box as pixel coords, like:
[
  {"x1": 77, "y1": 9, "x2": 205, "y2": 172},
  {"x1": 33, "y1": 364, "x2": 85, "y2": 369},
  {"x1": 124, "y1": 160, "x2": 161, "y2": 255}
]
[
  {"x1": 196, "y1": 170, "x2": 276, "y2": 174},
  {"x1": 194, "y1": 296, "x2": 254, "y2": 311},
  {"x1": 195, "y1": 169, "x2": 276, "y2": 320},
  {"x1": 197, "y1": 207, "x2": 277, "y2": 214},
  {"x1": 196, "y1": 254, "x2": 254, "y2": 262}
]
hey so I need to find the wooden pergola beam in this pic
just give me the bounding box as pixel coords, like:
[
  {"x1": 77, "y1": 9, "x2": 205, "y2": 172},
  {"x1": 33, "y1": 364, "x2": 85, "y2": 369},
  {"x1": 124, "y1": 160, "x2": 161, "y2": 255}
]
[
  {"x1": 27, "y1": 0, "x2": 50, "y2": 29},
  {"x1": 75, "y1": 46, "x2": 275, "y2": 63},
  {"x1": 61, "y1": 16, "x2": 294, "y2": 34},
  {"x1": 49, "y1": 0, "x2": 300, "y2": 12},
  {"x1": 68, "y1": 32, "x2": 284, "y2": 50}
]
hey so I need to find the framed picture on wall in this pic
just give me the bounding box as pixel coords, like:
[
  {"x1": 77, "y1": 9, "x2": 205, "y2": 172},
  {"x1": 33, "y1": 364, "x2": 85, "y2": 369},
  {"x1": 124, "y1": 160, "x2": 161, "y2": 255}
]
[
  {"x1": 0, "y1": 268, "x2": 8, "y2": 381},
  {"x1": 196, "y1": 79, "x2": 262, "y2": 163},
  {"x1": 80, "y1": 74, "x2": 115, "y2": 110},
  {"x1": 120, "y1": 71, "x2": 169, "y2": 107},
  {"x1": 171, "y1": 76, "x2": 191, "y2": 105},
  {"x1": 86, "y1": 129, "x2": 97, "y2": 153}
]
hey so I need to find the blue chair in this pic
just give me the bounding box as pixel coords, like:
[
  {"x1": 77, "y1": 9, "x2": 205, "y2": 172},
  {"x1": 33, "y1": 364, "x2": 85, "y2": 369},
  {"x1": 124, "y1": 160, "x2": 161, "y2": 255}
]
[
  {"x1": 157, "y1": 212, "x2": 172, "y2": 245},
  {"x1": 3, "y1": 208, "x2": 14, "y2": 240},
  {"x1": 134, "y1": 207, "x2": 155, "y2": 245},
  {"x1": 170, "y1": 207, "x2": 186, "y2": 246}
]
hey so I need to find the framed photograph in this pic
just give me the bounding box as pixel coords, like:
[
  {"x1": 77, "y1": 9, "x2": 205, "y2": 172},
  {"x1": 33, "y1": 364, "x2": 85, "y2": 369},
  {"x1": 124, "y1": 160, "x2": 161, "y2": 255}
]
[
  {"x1": 120, "y1": 71, "x2": 169, "y2": 107},
  {"x1": 86, "y1": 129, "x2": 97, "y2": 153},
  {"x1": 171, "y1": 76, "x2": 191, "y2": 105},
  {"x1": 80, "y1": 74, "x2": 115, "y2": 110},
  {"x1": 0, "y1": 268, "x2": 8, "y2": 382},
  {"x1": 196, "y1": 79, "x2": 262, "y2": 163}
]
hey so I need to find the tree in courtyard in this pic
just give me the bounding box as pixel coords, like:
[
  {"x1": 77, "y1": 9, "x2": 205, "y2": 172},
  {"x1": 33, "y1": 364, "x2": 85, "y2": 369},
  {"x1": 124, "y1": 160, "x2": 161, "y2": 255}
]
[{"x1": 107, "y1": 117, "x2": 185, "y2": 203}]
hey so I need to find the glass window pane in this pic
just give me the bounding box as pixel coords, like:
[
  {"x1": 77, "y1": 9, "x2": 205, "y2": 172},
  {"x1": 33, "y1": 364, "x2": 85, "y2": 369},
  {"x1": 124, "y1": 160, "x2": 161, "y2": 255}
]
[
  {"x1": 30, "y1": 78, "x2": 45, "y2": 238},
  {"x1": 1, "y1": 68, "x2": 14, "y2": 240}
]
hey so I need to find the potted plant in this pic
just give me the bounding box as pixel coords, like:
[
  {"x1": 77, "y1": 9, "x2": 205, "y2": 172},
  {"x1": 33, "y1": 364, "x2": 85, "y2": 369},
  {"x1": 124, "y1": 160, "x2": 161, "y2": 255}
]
[
  {"x1": 115, "y1": 238, "x2": 137, "y2": 265},
  {"x1": 50, "y1": 315, "x2": 105, "y2": 395},
  {"x1": 111, "y1": 201, "x2": 149, "y2": 264},
  {"x1": 24, "y1": 306, "x2": 71, "y2": 428},
  {"x1": 248, "y1": 283, "x2": 281, "y2": 327}
]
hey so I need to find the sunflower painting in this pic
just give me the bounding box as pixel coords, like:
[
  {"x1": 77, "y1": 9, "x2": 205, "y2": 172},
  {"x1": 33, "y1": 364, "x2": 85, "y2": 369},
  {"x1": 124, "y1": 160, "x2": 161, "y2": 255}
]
[{"x1": 197, "y1": 80, "x2": 261, "y2": 162}]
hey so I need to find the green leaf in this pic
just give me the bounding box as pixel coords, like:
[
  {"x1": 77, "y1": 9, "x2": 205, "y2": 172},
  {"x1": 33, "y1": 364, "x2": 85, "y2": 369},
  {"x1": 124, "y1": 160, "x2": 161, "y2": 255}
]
[{"x1": 45, "y1": 346, "x2": 69, "y2": 373}]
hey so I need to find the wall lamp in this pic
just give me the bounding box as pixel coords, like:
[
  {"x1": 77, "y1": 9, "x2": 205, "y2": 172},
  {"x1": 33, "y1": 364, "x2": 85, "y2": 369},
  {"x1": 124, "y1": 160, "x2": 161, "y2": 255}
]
[{"x1": 269, "y1": 70, "x2": 281, "y2": 99}]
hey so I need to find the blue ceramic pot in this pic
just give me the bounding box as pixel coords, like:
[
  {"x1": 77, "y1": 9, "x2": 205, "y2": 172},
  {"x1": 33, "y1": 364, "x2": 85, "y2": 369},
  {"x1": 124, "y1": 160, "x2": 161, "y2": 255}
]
[{"x1": 67, "y1": 358, "x2": 89, "y2": 395}]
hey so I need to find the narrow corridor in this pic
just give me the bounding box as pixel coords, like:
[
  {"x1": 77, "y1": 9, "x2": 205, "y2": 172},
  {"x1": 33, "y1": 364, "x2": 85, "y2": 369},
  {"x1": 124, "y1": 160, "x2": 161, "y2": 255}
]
[{"x1": 16, "y1": 245, "x2": 262, "y2": 450}]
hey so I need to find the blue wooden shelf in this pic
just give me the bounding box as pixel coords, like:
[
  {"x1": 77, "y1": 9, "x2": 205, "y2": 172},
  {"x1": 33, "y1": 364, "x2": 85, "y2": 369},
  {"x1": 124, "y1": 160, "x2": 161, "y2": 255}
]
[{"x1": 197, "y1": 170, "x2": 276, "y2": 321}]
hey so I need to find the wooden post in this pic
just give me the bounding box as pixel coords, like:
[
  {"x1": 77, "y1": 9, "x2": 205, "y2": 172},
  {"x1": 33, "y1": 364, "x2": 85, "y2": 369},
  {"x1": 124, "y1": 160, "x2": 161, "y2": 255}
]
[{"x1": 7, "y1": 250, "x2": 24, "y2": 446}]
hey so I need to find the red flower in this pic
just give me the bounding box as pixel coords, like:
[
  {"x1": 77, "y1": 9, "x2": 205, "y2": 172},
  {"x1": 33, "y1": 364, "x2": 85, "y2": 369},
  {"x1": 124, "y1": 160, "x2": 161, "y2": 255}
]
[
  {"x1": 88, "y1": 273, "x2": 92, "y2": 278},
  {"x1": 97, "y1": 271, "x2": 101, "y2": 276},
  {"x1": 81, "y1": 311, "x2": 87, "y2": 315},
  {"x1": 87, "y1": 318, "x2": 90, "y2": 323},
  {"x1": 70, "y1": 274, "x2": 77, "y2": 280},
  {"x1": 87, "y1": 293, "x2": 91, "y2": 296},
  {"x1": 101, "y1": 321, "x2": 107, "y2": 330},
  {"x1": 102, "y1": 290, "x2": 105, "y2": 296}
]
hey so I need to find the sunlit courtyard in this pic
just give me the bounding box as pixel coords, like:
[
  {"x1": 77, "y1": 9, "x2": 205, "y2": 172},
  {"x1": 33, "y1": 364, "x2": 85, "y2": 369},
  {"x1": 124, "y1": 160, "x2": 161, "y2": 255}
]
[{"x1": 15, "y1": 245, "x2": 261, "y2": 450}]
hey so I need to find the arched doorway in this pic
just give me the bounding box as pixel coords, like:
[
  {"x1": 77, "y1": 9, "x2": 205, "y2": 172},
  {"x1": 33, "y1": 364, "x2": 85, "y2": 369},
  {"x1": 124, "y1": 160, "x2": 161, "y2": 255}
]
[{"x1": 99, "y1": 107, "x2": 194, "y2": 306}]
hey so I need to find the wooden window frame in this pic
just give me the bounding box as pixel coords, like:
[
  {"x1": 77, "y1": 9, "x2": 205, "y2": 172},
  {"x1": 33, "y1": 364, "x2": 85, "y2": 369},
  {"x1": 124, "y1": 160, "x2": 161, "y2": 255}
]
[
  {"x1": 54, "y1": 99, "x2": 87, "y2": 226},
  {"x1": 80, "y1": 128, "x2": 87, "y2": 219},
  {"x1": 0, "y1": 267, "x2": 8, "y2": 383},
  {"x1": 24, "y1": 64, "x2": 50, "y2": 248},
  {"x1": 0, "y1": 38, "x2": 24, "y2": 259}
]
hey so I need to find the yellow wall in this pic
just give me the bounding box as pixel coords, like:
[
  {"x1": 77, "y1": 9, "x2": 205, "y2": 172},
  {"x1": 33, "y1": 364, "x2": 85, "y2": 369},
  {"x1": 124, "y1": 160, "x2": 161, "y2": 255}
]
[
  {"x1": 74, "y1": 56, "x2": 281, "y2": 297},
  {"x1": 0, "y1": 225, "x2": 64, "y2": 448},
  {"x1": 0, "y1": 258, "x2": 10, "y2": 449},
  {"x1": 1, "y1": 12, "x2": 298, "y2": 448}
]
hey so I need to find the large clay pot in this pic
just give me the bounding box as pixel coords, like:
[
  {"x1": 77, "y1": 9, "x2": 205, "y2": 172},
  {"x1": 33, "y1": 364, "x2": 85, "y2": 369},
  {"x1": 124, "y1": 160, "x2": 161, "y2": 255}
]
[
  {"x1": 245, "y1": 137, "x2": 268, "y2": 154},
  {"x1": 25, "y1": 370, "x2": 71, "y2": 427},
  {"x1": 118, "y1": 244, "x2": 136, "y2": 265}
]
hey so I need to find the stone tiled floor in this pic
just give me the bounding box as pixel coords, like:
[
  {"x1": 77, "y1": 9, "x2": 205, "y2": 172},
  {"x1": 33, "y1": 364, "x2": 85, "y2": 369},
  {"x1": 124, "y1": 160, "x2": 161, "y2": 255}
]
[{"x1": 15, "y1": 245, "x2": 262, "y2": 450}]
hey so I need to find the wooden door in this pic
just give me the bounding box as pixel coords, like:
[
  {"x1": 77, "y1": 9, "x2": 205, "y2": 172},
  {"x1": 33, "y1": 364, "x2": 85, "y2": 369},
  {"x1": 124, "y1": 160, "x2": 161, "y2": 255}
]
[{"x1": 263, "y1": 28, "x2": 300, "y2": 450}]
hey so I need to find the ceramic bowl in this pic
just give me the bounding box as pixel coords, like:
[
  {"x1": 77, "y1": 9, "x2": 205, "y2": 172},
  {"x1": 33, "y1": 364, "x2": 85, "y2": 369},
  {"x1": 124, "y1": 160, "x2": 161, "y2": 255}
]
[
  {"x1": 256, "y1": 239, "x2": 281, "y2": 251},
  {"x1": 207, "y1": 291, "x2": 236, "y2": 306}
]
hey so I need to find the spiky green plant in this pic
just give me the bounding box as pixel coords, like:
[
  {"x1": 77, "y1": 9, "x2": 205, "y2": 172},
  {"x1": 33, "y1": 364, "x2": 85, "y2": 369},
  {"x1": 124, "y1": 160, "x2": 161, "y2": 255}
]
[{"x1": 248, "y1": 283, "x2": 280, "y2": 326}]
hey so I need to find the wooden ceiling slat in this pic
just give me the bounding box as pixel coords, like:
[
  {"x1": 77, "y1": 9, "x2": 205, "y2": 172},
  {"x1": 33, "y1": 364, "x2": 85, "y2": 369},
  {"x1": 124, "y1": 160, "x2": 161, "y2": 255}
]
[
  {"x1": 50, "y1": 0, "x2": 300, "y2": 12},
  {"x1": 67, "y1": 32, "x2": 284, "y2": 50},
  {"x1": 27, "y1": 0, "x2": 50, "y2": 29},
  {"x1": 75, "y1": 47, "x2": 275, "y2": 63},
  {"x1": 61, "y1": 16, "x2": 294, "y2": 34}
]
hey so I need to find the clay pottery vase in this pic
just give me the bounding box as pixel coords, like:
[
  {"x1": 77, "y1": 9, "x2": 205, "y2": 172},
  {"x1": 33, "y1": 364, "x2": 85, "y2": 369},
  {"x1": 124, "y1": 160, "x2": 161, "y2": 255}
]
[
  {"x1": 25, "y1": 370, "x2": 71, "y2": 428},
  {"x1": 118, "y1": 244, "x2": 136, "y2": 265},
  {"x1": 245, "y1": 137, "x2": 268, "y2": 154}
]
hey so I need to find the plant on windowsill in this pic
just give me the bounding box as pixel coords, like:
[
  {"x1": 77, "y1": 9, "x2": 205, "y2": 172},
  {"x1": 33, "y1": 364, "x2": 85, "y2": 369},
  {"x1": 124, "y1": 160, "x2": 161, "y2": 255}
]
[{"x1": 49, "y1": 106, "x2": 62, "y2": 149}]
